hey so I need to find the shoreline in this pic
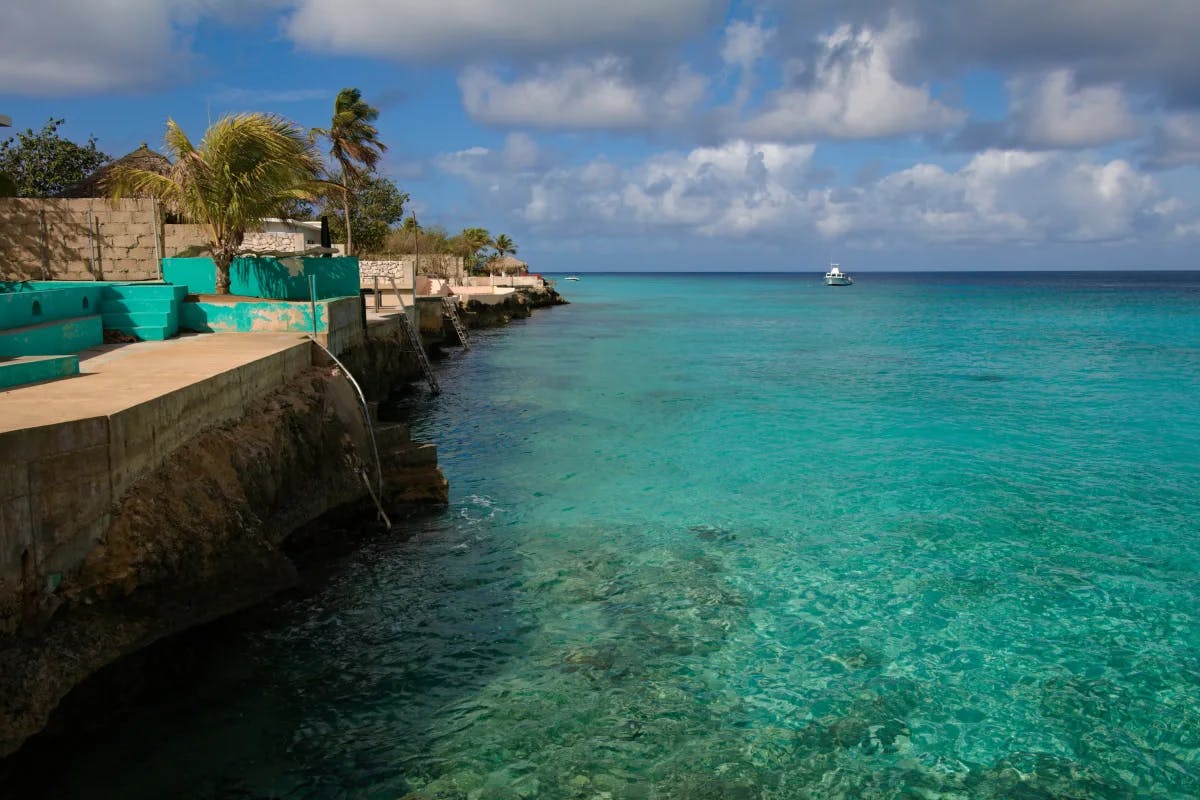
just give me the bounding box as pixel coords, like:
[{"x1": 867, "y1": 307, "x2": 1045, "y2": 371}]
[{"x1": 0, "y1": 282, "x2": 567, "y2": 758}]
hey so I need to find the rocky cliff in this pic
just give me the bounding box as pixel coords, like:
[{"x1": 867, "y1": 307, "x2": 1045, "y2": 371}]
[
  {"x1": 463, "y1": 282, "x2": 569, "y2": 329},
  {"x1": 0, "y1": 327, "x2": 446, "y2": 758}
]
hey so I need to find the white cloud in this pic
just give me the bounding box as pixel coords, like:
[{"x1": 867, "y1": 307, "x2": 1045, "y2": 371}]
[
  {"x1": 285, "y1": 0, "x2": 723, "y2": 60},
  {"x1": 1009, "y1": 70, "x2": 1139, "y2": 148},
  {"x1": 776, "y1": 1, "x2": 1200, "y2": 107},
  {"x1": 741, "y1": 19, "x2": 964, "y2": 140},
  {"x1": 459, "y1": 58, "x2": 706, "y2": 130},
  {"x1": 440, "y1": 138, "x2": 1184, "y2": 248},
  {"x1": 1144, "y1": 113, "x2": 1200, "y2": 168},
  {"x1": 0, "y1": 0, "x2": 182, "y2": 93}
]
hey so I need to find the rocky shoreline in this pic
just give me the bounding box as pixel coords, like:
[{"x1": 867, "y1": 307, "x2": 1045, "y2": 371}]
[{"x1": 0, "y1": 316, "x2": 453, "y2": 758}]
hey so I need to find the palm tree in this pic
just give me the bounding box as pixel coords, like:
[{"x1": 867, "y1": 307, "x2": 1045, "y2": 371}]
[
  {"x1": 492, "y1": 233, "x2": 517, "y2": 259},
  {"x1": 457, "y1": 227, "x2": 492, "y2": 274},
  {"x1": 108, "y1": 114, "x2": 323, "y2": 295},
  {"x1": 312, "y1": 88, "x2": 387, "y2": 256}
]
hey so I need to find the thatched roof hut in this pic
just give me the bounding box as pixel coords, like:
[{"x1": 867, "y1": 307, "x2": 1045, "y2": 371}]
[
  {"x1": 56, "y1": 143, "x2": 171, "y2": 198},
  {"x1": 489, "y1": 254, "x2": 528, "y2": 275}
]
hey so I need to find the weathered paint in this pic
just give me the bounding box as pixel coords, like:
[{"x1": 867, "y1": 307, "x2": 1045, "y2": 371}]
[
  {"x1": 163, "y1": 256, "x2": 361, "y2": 301},
  {"x1": 181, "y1": 298, "x2": 330, "y2": 333},
  {"x1": 0, "y1": 355, "x2": 79, "y2": 390}
]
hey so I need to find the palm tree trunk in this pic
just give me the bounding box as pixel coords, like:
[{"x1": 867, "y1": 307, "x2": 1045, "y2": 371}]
[
  {"x1": 341, "y1": 186, "x2": 353, "y2": 256},
  {"x1": 214, "y1": 252, "x2": 232, "y2": 295}
]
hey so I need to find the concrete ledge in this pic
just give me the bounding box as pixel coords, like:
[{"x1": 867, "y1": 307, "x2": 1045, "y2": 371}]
[
  {"x1": 0, "y1": 333, "x2": 316, "y2": 633},
  {"x1": 0, "y1": 355, "x2": 79, "y2": 390}
]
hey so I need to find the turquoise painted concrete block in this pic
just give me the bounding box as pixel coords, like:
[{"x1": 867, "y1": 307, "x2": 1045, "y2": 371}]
[
  {"x1": 0, "y1": 355, "x2": 80, "y2": 390},
  {"x1": 0, "y1": 316, "x2": 104, "y2": 356},
  {"x1": 163, "y1": 256, "x2": 360, "y2": 301},
  {"x1": 180, "y1": 299, "x2": 329, "y2": 334},
  {"x1": 0, "y1": 285, "x2": 103, "y2": 329}
]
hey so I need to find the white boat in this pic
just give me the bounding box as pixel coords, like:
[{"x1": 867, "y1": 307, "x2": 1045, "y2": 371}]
[
  {"x1": 824, "y1": 263, "x2": 853, "y2": 286},
  {"x1": 564, "y1": 275, "x2": 581, "y2": 281}
]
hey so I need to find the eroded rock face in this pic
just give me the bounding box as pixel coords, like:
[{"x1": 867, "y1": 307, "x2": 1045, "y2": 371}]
[
  {"x1": 463, "y1": 284, "x2": 569, "y2": 329},
  {"x1": 0, "y1": 359, "x2": 447, "y2": 757}
]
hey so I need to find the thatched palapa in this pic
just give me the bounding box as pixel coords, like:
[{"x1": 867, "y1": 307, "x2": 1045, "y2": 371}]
[{"x1": 56, "y1": 144, "x2": 171, "y2": 198}]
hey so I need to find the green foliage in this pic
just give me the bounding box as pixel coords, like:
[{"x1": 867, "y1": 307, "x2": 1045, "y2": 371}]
[
  {"x1": 450, "y1": 227, "x2": 492, "y2": 272},
  {"x1": 385, "y1": 220, "x2": 453, "y2": 255},
  {"x1": 0, "y1": 118, "x2": 110, "y2": 197},
  {"x1": 492, "y1": 233, "x2": 517, "y2": 258},
  {"x1": 275, "y1": 197, "x2": 316, "y2": 221},
  {"x1": 0, "y1": 172, "x2": 17, "y2": 197},
  {"x1": 109, "y1": 113, "x2": 323, "y2": 294},
  {"x1": 323, "y1": 174, "x2": 409, "y2": 254},
  {"x1": 312, "y1": 88, "x2": 388, "y2": 255}
]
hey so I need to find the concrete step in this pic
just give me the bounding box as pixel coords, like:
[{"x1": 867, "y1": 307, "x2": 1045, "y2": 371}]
[
  {"x1": 100, "y1": 298, "x2": 177, "y2": 314},
  {"x1": 0, "y1": 315, "x2": 104, "y2": 356},
  {"x1": 0, "y1": 354, "x2": 80, "y2": 390},
  {"x1": 102, "y1": 310, "x2": 174, "y2": 329},
  {"x1": 102, "y1": 284, "x2": 189, "y2": 301},
  {"x1": 375, "y1": 423, "x2": 411, "y2": 449},
  {"x1": 105, "y1": 324, "x2": 172, "y2": 342},
  {"x1": 385, "y1": 442, "x2": 438, "y2": 468}
]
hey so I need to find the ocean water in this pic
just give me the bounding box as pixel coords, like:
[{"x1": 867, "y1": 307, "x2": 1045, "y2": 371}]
[{"x1": 26, "y1": 272, "x2": 1200, "y2": 798}]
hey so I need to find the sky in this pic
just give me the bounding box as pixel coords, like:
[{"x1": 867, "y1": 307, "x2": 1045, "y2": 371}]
[{"x1": 3, "y1": 0, "x2": 1200, "y2": 271}]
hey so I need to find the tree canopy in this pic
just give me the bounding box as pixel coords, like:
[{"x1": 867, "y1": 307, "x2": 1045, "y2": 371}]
[
  {"x1": 109, "y1": 113, "x2": 323, "y2": 294},
  {"x1": 312, "y1": 88, "x2": 387, "y2": 255},
  {"x1": 323, "y1": 174, "x2": 409, "y2": 254},
  {"x1": 0, "y1": 118, "x2": 109, "y2": 197}
]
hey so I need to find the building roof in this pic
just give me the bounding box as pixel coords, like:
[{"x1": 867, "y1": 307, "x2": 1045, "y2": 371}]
[
  {"x1": 490, "y1": 254, "x2": 528, "y2": 270},
  {"x1": 56, "y1": 143, "x2": 172, "y2": 198}
]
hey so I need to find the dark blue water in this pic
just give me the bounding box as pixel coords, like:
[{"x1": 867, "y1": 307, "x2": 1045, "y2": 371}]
[{"x1": 30, "y1": 271, "x2": 1200, "y2": 798}]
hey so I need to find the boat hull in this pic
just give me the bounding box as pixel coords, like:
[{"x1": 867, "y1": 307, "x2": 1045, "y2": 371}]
[{"x1": 824, "y1": 277, "x2": 853, "y2": 286}]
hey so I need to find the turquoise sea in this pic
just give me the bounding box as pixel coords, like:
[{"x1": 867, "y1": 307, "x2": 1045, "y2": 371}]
[{"x1": 21, "y1": 272, "x2": 1200, "y2": 798}]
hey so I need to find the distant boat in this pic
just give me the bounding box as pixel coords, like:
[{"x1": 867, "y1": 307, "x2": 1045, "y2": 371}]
[
  {"x1": 824, "y1": 263, "x2": 853, "y2": 286},
  {"x1": 564, "y1": 275, "x2": 581, "y2": 281}
]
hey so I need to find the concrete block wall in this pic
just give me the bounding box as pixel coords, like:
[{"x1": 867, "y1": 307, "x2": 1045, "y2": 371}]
[
  {"x1": 0, "y1": 340, "x2": 315, "y2": 636},
  {"x1": 0, "y1": 198, "x2": 162, "y2": 282},
  {"x1": 361, "y1": 255, "x2": 465, "y2": 283}
]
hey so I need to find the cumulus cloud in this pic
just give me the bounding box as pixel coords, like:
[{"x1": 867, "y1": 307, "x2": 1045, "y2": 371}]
[
  {"x1": 1143, "y1": 113, "x2": 1200, "y2": 168},
  {"x1": 440, "y1": 137, "x2": 1184, "y2": 247},
  {"x1": 0, "y1": 0, "x2": 280, "y2": 94},
  {"x1": 740, "y1": 19, "x2": 964, "y2": 140},
  {"x1": 459, "y1": 58, "x2": 706, "y2": 130},
  {"x1": 774, "y1": 1, "x2": 1200, "y2": 108},
  {"x1": 1008, "y1": 70, "x2": 1139, "y2": 148},
  {"x1": 0, "y1": 0, "x2": 185, "y2": 93},
  {"x1": 285, "y1": 0, "x2": 723, "y2": 61}
]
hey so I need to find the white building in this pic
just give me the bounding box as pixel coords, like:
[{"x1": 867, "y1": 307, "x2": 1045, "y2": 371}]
[{"x1": 244, "y1": 218, "x2": 344, "y2": 255}]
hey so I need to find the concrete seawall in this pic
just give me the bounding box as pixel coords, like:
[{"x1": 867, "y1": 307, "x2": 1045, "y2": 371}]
[{"x1": 0, "y1": 316, "x2": 447, "y2": 756}]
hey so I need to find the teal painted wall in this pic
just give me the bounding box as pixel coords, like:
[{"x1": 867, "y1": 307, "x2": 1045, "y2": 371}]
[
  {"x1": 0, "y1": 316, "x2": 103, "y2": 356},
  {"x1": 0, "y1": 355, "x2": 79, "y2": 389},
  {"x1": 0, "y1": 285, "x2": 102, "y2": 330},
  {"x1": 180, "y1": 299, "x2": 329, "y2": 333},
  {"x1": 163, "y1": 257, "x2": 360, "y2": 301}
]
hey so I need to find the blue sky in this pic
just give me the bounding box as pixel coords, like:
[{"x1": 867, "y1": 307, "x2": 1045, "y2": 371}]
[{"x1": 3, "y1": 1, "x2": 1200, "y2": 271}]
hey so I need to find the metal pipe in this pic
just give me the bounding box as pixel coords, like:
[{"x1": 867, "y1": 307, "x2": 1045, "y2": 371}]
[
  {"x1": 152, "y1": 200, "x2": 162, "y2": 280},
  {"x1": 86, "y1": 209, "x2": 98, "y2": 279},
  {"x1": 38, "y1": 210, "x2": 48, "y2": 281},
  {"x1": 307, "y1": 274, "x2": 387, "y2": 513}
]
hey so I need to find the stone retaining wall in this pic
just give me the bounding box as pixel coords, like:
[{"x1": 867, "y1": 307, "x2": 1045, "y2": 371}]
[{"x1": 0, "y1": 198, "x2": 162, "y2": 282}]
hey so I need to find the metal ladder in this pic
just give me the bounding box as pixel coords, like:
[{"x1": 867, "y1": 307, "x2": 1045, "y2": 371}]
[
  {"x1": 442, "y1": 296, "x2": 471, "y2": 349},
  {"x1": 392, "y1": 283, "x2": 440, "y2": 395}
]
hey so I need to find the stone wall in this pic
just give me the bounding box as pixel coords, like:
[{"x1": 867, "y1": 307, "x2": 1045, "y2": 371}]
[
  {"x1": 163, "y1": 223, "x2": 208, "y2": 257},
  {"x1": 0, "y1": 198, "x2": 162, "y2": 282},
  {"x1": 360, "y1": 254, "x2": 465, "y2": 283}
]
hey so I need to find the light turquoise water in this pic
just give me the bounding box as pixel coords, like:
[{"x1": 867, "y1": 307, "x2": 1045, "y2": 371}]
[{"x1": 27, "y1": 273, "x2": 1200, "y2": 798}]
